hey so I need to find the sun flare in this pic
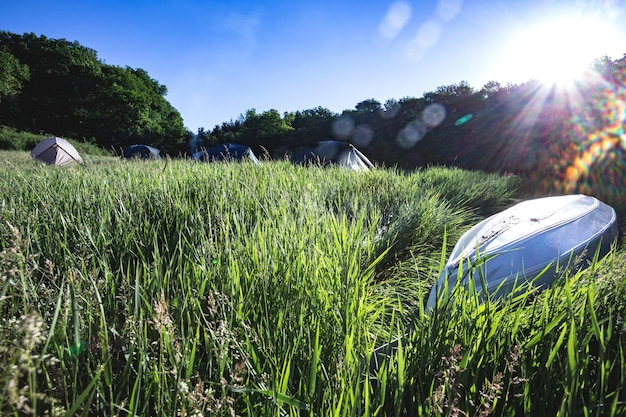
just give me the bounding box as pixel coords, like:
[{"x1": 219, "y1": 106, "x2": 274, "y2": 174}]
[{"x1": 497, "y1": 14, "x2": 624, "y2": 87}]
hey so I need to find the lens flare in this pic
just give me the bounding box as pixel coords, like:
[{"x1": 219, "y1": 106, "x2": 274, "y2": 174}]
[
  {"x1": 467, "y1": 57, "x2": 626, "y2": 215},
  {"x1": 496, "y1": 13, "x2": 625, "y2": 88},
  {"x1": 395, "y1": 103, "x2": 447, "y2": 149},
  {"x1": 405, "y1": 19, "x2": 442, "y2": 61},
  {"x1": 396, "y1": 119, "x2": 428, "y2": 148},
  {"x1": 352, "y1": 124, "x2": 374, "y2": 147},
  {"x1": 378, "y1": 1, "x2": 412, "y2": 41},
  {"x1": 436, "y1": 0, "x2": 462, "y2": 21},
  {"x1": 558, "y1": 80, "x2": 626, "y2": 201},
  {"x1": 455, "y1": 113, "x2": 473, "y2": 126},
  {"x1": 422, "y1": 103, "x2": 446, "y2": 127},
  {"x1": 521, "y1": 68, "x2": 626, "y2": 211},
  {"x1": 331, "y1": 116, "x2": 355, "y2": 139}
]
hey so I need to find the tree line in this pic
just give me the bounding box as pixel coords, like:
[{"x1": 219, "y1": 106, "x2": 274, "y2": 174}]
[
  {"x1": 0, "y1": 31, "x2": 188, "y2": 155},
  {"x1": 204, "y1": 55, "x2": 626, "y2": 183},
  {"x1": 1, "y1": 31, "x2": 625, "y2": 185}
]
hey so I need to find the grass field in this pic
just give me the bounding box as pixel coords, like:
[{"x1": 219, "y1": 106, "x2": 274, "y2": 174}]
[{"x1": 1, "y1": 151, "x2": 625, "y2": 416}]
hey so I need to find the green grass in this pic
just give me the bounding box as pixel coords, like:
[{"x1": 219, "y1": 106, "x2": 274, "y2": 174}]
[{"x1": 0, "y1": 151, "x2": 625, "y2": 416}]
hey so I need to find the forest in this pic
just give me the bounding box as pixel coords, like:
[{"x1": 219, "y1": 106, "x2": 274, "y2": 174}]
[
  {"x1": 1, "y1": 31, "x2": 626, "y2": 181},
  {"x1": 0, "y1": 32, "x2": 189, "y2": 155}
]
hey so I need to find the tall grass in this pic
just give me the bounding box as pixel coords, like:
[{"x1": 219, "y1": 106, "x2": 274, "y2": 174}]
[{"x1": 0, "y1": 151, "x2": 624, "y2": 416}]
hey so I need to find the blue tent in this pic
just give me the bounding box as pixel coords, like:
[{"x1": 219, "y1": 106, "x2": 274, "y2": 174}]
[
  {"x1": 192, "y1": 143, "x2": 259, "y2": 163},
  {"x1": 123, "y1": 144, "x2": 161, "y2": 160}
]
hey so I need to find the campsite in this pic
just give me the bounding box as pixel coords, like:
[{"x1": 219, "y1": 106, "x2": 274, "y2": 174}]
[
  {"x1": 1, "y1": 146, "x2": 626, "y2": 416},
  {"x1": 1, "y1": 29, "x2": 626, "y2": 417}
]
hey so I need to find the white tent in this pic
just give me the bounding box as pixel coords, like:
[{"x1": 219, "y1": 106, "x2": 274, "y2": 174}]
[
  {"x1": 31, "y1": 137, "x2": 83, "y2": 166},
  {"x1": 427, "y1": 194, "x2": 618, "y2": 309}
]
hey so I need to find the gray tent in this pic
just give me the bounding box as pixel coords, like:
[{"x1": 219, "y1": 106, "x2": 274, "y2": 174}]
[
  {"x1": 31, "y1": 137, "x2": 83, "y2": 166},
  {"x1": 291, "y1": 141, "x2": 373, "y2": 171},
  {"x1": 123, "y1": 144, "x2": 161, "y2": 160},
  {"x1": 192, "y1": 143, "x2": 259, "y2": 163}
]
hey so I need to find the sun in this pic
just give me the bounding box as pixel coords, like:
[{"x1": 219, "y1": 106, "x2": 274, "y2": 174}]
[{"x1": 496, "y1": 14, "x2": 624, "y2": 87}]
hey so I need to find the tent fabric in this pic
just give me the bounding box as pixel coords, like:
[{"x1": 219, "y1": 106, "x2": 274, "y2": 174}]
[
  {"x1": 123, "y1": 144, "x2": 161, "y2": 160},
  {"x1": 291, "y1": 141, "x2": 374, "y2": 171},
  {"x1": 30, "y1": 136, "x2": 83, "y2": 166},
  {"x1": 192, "y1": 143, "x2": 259, "y2": 163},
  {"x1": 426, "y1": 194, "x2": 619, "y2": 309}
]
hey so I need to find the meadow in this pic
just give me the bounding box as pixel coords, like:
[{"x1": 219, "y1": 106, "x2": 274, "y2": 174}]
[{"x1": 1, "y1": 151, "x2": 625, "y2": 416}]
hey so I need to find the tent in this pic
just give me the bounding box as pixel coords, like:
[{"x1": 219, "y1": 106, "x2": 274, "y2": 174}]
[
  {"x1": 123, "y1": 144, "x2": 161, "y2": 160},
  {"x1": 369, "y1": 194, "x2": 619, "y2": 376},
  {"x1": 30, "y1": 136, "x2": 83, "y2": 166},
  {"x1": 291, "y1": 141, "x2": 374, "y2": 171},
  {"x1": 427, "y1": 194, "x2": 619, "y2": 310},
  {"x1": 192, "y1": 143, "x2": 259, "y2": 163}
]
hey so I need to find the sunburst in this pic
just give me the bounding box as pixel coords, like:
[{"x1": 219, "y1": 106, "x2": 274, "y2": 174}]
[{"x1": 496, "y1": 13, "x2": 624, "y2": 88}]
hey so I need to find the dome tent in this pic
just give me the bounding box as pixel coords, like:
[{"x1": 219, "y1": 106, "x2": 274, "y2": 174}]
[
  {"x1": 192, "y1": 143, "x2": 259, "y2": 163},
  {"x1": 30, "y1": 136, "x2": 83, "y2": 166},
  {"x1": 291, "y1": 141, "x2": 373, "y2": 171},
  {"x1": 123, "y1": 144, "x2": 161, "y2": 160}
]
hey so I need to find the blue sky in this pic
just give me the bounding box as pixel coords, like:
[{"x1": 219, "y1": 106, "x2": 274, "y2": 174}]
[{"x1": 2, "y1": 0, "x2": 625, "y2": 131}]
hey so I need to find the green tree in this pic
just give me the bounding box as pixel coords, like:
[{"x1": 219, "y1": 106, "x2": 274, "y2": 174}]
[
  {"x1": 243, "y1": 109, "x2": 293, "y2": 137},
  {"x1": 0, "y1": 49, "x2": 29, "y2": 101},
  {"x1": 354, "y1": 98, "x2": 382, "y2": 114},
  {"x1": 90, "y1": 66, "x2": 187, "y2": 154},
  {"x1": 0, "y1": 32, "x2": 103, "y2": 133},
  {"x1": 290, "y1": 107, "x2": 335, "y2": 137},
  {"x1": 0, "y1": 31, "x2": 188, "y2": 154},
  {"x1": 210, "y1": 119, "x2": 243, "y2": 146},
  {"x1": 267, "y1": 106, "x2": 337, "y2": 154},
  {"x1": 238, "y1": 108, "x2": 294, "y2": 150},
  {"x1": 479, "y1": 80, "x2": 502, "y2": 99}
]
